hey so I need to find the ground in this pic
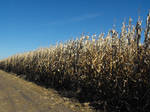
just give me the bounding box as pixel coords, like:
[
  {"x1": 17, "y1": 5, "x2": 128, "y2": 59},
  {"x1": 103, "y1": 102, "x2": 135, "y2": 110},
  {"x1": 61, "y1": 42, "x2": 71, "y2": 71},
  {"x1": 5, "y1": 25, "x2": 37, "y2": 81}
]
[{"x1": 0, "y1": 70, "x2": 94, "y2": 112}]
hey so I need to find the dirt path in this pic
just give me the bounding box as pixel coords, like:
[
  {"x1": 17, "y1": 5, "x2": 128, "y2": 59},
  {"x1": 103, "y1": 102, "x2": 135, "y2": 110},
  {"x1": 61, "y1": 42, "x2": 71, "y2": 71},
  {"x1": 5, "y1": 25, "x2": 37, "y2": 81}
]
[{"x1": 0, "y1": 70, "x2": 93, "y2": 112}]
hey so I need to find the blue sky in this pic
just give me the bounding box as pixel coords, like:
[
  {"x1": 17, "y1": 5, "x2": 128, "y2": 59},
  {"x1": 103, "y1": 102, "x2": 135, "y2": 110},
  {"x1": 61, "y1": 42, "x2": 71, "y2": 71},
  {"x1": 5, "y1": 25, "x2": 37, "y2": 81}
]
[{"x1": 0, "y1": 0, "x2": 150, "y2": 59}]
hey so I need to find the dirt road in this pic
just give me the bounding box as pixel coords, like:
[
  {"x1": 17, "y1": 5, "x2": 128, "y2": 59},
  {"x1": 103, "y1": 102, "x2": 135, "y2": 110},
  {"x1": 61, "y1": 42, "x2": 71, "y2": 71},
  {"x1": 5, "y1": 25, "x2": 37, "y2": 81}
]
[{"x1": 0, "y1": 70, "x2": 92, "y2": 112}]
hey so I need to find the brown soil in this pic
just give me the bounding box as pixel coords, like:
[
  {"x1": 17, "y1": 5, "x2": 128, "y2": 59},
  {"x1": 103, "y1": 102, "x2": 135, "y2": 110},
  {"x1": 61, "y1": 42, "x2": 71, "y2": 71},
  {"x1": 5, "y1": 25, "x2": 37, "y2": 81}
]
[{"x1": 0, "y1": 70, "x2": 94, "y2": 112}]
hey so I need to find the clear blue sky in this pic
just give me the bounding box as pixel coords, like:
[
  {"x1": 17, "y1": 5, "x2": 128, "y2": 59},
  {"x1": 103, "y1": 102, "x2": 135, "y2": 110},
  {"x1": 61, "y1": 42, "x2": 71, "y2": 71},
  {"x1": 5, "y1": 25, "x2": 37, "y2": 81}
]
[{"x1": 0, "y1": 0, "x2": 149, "y2": 59}]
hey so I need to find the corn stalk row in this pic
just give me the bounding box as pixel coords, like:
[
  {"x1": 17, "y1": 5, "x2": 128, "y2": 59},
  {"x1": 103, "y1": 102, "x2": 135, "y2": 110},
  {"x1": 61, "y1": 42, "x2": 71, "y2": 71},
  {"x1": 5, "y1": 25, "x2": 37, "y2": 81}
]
[{"x1": 0, "y1": 12, "x2": 150, "y2": 111}]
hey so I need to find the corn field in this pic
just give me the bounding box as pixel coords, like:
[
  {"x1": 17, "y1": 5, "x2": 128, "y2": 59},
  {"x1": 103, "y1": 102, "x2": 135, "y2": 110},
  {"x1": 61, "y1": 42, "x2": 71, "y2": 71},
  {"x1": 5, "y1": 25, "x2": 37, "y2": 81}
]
[{"x1": 0, "y1": 12, "x2": 150, "y2": 111}]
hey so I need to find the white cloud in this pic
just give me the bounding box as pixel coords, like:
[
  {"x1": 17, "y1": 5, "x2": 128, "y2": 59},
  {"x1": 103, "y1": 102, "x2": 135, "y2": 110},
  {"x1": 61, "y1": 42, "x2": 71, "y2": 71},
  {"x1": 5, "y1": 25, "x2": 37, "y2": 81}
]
[
  {"x1": 44, "y1": 13, "x2": 101, "y2": 25},
  {"x1": 70, "y1": 13, "x2": 100, "y2": 22}
]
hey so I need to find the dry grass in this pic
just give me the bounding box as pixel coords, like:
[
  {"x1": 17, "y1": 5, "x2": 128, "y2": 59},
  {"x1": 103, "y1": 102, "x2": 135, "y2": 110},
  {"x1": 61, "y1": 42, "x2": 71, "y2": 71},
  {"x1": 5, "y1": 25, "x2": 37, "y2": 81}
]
[{"x1": 0, "y1": 11, "x2": 150, "y2": 111}]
